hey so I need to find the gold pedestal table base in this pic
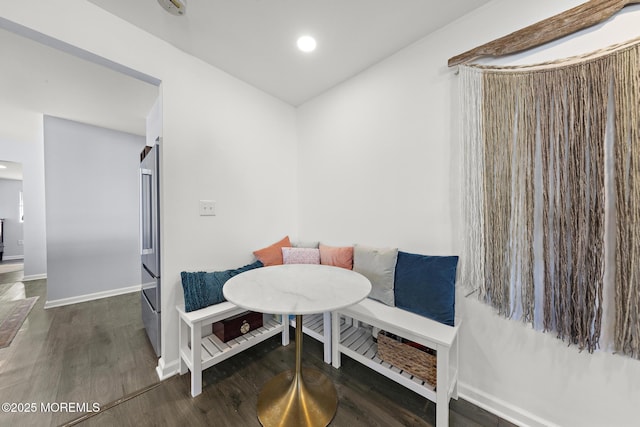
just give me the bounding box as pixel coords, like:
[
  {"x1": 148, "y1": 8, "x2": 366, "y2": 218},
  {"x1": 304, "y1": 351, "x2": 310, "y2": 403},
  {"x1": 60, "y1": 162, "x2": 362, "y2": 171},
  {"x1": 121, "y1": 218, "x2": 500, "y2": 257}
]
[
  {"x1": 223, "y1": 266, "x2": 372, "y2": 426},
  {"x1": 257, "y1": 315, "x2": 337, "y2": 427}
]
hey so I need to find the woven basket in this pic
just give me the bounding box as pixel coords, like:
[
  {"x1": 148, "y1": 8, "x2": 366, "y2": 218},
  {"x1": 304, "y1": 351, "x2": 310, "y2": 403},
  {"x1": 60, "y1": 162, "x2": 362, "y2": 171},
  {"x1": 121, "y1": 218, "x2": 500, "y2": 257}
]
[{"x1": 377, "y1": 332, "x2": 437, "y2": 387}]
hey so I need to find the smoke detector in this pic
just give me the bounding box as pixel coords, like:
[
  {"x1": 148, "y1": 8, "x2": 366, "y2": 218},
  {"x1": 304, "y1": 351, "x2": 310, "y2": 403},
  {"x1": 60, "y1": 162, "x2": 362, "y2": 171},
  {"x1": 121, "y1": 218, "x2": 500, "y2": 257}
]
[{"x1": 157, "y1": 0, "x2": 187, "y2": 16}]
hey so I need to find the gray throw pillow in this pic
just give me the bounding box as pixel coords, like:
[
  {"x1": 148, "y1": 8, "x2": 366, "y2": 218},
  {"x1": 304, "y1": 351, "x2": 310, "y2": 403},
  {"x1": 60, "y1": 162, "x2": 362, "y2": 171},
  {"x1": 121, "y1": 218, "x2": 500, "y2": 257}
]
[
  {"x1": 353, "y1": 244, "x2": 398, "y2": 306},
  {"x1": 292, "y1": 240, "x2": 320, "y2": 249}
]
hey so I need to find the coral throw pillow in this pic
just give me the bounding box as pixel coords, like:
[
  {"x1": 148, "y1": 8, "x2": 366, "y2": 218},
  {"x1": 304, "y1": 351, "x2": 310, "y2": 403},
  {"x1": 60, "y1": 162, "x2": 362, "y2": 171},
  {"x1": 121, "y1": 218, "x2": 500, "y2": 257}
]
[
  {"x1": 319, "y1": 244, "x2": 354, "y2": 270},
  {"x1": 253, "y1": 236, "x2": 291, "y2": 266},
  {"x1": 282, "y1": 247, "x2": 320, "y2": 264}
]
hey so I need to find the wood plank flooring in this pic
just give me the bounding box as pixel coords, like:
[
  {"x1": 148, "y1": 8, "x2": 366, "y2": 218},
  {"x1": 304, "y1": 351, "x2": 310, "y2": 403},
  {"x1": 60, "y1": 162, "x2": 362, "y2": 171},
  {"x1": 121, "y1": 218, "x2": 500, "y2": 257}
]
[
  {"x1": 0, "y1": 264, "x2": 516, "y2": 427},
  {"x1": 0, "y1": 267, "x2": 158, "y2": 427}
]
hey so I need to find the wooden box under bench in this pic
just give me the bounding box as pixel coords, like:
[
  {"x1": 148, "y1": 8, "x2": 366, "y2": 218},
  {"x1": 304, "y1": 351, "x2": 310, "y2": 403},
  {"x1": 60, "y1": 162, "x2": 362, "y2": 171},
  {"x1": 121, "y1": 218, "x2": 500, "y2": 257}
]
[{"x1": 213, "y1": 310, "x2": 263, "y2": 342}]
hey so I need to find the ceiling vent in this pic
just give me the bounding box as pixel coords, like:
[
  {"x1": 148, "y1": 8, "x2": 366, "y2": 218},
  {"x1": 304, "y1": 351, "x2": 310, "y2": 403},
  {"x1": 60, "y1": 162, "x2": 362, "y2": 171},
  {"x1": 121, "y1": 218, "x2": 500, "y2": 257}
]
[{"x1": 157, "y1": 0, "x2": 187, "y2": 16}]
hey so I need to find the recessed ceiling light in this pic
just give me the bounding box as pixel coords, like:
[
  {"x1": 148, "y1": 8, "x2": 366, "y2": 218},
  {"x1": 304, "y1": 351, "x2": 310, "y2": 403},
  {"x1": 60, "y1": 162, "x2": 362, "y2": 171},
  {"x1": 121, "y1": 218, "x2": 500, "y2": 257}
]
[{"x1": 297, "y1": 36, "x2": 317, "y2": 53}]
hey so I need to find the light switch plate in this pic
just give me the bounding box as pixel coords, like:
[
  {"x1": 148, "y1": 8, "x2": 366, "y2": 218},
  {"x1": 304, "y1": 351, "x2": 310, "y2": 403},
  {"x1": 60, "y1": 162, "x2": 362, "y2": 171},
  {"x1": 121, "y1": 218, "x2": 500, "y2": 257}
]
[{"x1": 199, "y1": 200, "x2": 216, "y2": 216}]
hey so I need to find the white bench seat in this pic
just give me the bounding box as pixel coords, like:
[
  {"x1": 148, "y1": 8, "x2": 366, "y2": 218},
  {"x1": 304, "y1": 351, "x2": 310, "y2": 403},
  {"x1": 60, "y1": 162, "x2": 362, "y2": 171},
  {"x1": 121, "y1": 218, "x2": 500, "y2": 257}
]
[
  {"x1": 332, "y1": 298, "x2": 459, "y2": 427},
  {"x1": 177, "y1": 302, "x2": 289, "y2": 397}
]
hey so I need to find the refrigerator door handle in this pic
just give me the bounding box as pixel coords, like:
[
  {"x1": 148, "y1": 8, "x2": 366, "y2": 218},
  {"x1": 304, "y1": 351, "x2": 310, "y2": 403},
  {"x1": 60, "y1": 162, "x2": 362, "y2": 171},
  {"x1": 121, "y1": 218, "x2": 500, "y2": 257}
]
[{"x1": 143, "y1": 263, "x2": 160, "y2": 280}]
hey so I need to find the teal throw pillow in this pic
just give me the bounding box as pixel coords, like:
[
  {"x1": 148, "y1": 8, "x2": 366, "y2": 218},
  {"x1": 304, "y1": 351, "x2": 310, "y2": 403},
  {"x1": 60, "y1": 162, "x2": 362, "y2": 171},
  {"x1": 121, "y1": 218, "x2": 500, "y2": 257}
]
[{"x1": 181, "y1": 260, "x2": 263, "y2": 312}]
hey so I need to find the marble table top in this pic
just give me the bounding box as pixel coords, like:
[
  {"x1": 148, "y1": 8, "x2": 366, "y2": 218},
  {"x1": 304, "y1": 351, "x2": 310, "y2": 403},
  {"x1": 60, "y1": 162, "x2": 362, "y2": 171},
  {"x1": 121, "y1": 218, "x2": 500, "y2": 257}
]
[{"x1": 223, "y1": 264, "x2": 372, "y2": 315}]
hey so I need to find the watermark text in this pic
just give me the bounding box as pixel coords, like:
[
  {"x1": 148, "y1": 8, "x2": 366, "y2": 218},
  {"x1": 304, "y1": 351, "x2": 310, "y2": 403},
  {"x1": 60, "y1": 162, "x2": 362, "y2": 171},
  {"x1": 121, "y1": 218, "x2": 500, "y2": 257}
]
[{"x1": 2, "y1": 402, "x2": 100, "y2": 413}]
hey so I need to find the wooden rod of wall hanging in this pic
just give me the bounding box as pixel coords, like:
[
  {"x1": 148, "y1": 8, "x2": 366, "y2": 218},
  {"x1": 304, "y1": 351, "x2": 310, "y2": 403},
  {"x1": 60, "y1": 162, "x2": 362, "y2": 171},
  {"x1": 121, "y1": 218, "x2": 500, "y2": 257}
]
[{"x1": 448, "y1": 0, "x2": 640, "y2": 67}]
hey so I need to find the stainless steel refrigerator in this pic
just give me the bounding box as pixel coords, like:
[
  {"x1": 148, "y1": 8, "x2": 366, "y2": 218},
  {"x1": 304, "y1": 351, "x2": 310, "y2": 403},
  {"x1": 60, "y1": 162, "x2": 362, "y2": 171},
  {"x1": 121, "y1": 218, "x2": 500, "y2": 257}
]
[{"x1": 140, "y1": 139, "x2": 161, "y2": 357}]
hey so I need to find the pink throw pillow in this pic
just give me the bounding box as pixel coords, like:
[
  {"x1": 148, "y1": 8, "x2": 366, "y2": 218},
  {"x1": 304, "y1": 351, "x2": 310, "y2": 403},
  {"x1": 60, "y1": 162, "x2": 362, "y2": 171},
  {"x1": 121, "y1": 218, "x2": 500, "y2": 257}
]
[
  {"x1": 253, "y1": 236, "x2": 291, "y2": 266},
  {"x1": 319, "y1": 244, "x2": 354, "y2": 270},
  {"x1": 282, "y1": 247, "x2": 320, "y2": 265}
]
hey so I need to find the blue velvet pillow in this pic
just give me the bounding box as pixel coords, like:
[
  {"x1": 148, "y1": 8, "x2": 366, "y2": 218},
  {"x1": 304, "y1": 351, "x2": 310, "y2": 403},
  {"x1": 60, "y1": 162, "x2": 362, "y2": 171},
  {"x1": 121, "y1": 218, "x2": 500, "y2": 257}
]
[
  {"x1": 180, "y1": 260, "x2": 263, "y2": 312},
  {"x1": 393, "y1": 251, "x2": 458, "y2": 326}
]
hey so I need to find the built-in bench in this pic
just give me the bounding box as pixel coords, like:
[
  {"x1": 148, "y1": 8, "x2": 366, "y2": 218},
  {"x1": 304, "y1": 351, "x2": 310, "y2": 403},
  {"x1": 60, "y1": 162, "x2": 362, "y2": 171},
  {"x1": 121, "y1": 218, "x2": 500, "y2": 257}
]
[
  {"x1": 331, "y1": 298, "x2": 459, "y2": 427},
  {"x1": 177, "y1": 302, "x2": 289, "y2": 397},
  {"x1": 178, "y1": 240, "x2": 459, "y2": 412}
]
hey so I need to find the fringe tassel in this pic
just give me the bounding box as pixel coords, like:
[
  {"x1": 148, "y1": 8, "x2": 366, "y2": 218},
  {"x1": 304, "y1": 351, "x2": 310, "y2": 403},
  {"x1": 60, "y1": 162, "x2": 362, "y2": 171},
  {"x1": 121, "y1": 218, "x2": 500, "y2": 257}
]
[
  {"x1": 613, "y1": 45, "x2": 640, "y2": 359},
  {"x1": 460, "y1": 40, "x2": 640, "y2": 356},
  {"x1": 459, "y1": 66, "x2": 485, "y2": 298}
]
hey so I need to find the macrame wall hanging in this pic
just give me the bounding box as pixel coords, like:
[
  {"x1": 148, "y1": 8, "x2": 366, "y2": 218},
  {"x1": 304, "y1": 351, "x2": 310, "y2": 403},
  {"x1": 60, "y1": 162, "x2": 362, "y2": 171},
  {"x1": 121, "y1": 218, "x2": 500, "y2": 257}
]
[{"x1": 458, "y1": 39, "x2": 640, "y2": 359}]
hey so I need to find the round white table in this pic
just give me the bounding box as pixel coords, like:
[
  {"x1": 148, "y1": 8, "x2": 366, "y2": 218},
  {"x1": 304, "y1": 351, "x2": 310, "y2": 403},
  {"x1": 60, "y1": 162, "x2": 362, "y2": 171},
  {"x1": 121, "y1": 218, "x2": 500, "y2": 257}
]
[{"x1": 224, "y1": 264, "x2": 371, "y2": 427}]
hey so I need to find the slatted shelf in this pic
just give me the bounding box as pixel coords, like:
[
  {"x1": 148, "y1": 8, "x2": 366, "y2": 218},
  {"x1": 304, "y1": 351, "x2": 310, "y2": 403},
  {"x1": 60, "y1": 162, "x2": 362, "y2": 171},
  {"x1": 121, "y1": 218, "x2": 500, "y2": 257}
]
[
  {"x1": 289, "y1": 313, "x2": 335, "y2": 342},
  {"x1": 337, "y1": 324, "x2": 436, "y2": 401},
  {"x1": 180, "y1": 316, "x2": 285, "y2": 375}
]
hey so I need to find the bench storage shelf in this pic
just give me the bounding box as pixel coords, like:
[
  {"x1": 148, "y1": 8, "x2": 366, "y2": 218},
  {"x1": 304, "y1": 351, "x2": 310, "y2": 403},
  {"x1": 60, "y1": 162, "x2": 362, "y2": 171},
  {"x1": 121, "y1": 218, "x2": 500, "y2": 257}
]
[
  {"x1": 337, "y1": 322, "x2": 437, "y2": 395},
  {"x1": 332, "y1": 298, "x2": 459, "y2": 427},
  {"x1": 178, "y1": 302, "x2": 289, "y2": 397}
]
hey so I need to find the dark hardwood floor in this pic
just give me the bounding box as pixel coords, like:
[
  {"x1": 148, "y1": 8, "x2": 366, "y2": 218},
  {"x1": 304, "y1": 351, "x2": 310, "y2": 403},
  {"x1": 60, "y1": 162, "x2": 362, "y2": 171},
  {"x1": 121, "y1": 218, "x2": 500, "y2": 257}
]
[
  {"x1": 0, "y1": 264, "x2": 516, "y2": 427},
  {"x1": 0, "y1": 265, "x2": 158, "y2": 427}
]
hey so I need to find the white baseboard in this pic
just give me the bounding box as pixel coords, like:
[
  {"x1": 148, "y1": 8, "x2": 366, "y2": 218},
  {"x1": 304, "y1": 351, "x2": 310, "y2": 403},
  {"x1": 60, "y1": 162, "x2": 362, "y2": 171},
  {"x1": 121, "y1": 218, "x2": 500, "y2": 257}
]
[
  {"x1": 44, "y1": 284, "x2": 141, "y2": 309},
  {"x1": 22, "y1": 273, "x2": 47, "y2": 281},
  {"x1": 156, "y1": 357, "x2": 179, "y2": 381},
  {"x1": 2, "y1": 255, "x2": 24, "y2": 261},
  {"x1": 458, "y1": 382, "x2": 559, "y2": 427}
]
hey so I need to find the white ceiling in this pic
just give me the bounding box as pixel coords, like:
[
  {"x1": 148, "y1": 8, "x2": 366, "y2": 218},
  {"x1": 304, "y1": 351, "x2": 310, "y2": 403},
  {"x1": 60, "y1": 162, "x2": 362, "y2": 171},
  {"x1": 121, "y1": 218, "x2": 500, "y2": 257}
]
[
  {"x1": 0, "y1": 26, "x2": 158, "y2": 140},
  {"x1": 87, "y1": 0, "x2": 491, "y2": 106}
]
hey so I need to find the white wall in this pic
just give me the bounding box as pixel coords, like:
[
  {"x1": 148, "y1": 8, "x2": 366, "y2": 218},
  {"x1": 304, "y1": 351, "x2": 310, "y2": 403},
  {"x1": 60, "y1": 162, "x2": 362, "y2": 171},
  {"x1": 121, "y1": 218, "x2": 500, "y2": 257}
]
[
  {"x1": 296, "y1": 1, "x2": 640, "y2": 426},
  {"x1": 158, "y1": 54, "x2": 298, "y2": 369},
  {"x1": 43, "y1": 116, "x2": 144, "y2": 303},
  {"x1": 0, "y1": 0, "x2": 298, "y2": 375},
  {"x1": 0, "y1": 134, "x2": 47, "y2": 280},
  {"x1": 146, "y1": 94, "x2": 162, "y2": 148},
  {"x1": 0, "y1": 178, "x2": 24, "y2": 259},
  {"x1": 296, "y1": 45, "x2": 457, "y2": 253}
]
